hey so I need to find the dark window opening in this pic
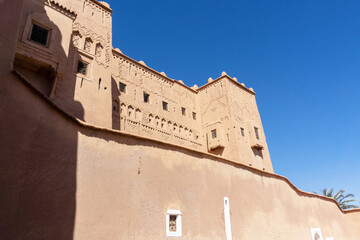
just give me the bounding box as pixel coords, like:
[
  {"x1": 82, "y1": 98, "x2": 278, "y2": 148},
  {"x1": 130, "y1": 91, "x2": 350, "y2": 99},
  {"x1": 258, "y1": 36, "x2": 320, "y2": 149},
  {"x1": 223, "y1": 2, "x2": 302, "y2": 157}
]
[
  {"x1": 169, "y1": 215, "x2": 177, "y2": 232},
  {"x1": 112, "y1": 100, "x2": 119, "y2": 112},
  {"x1": 181, "y1": 107, "x2": 186, "y2": 116},
  {"x1": 119, "y1": 82, "x2": 126, "y2": 93},
  {"x1": 143, "y1": 92, "x2": 150, "y2": 103},
  {"x1": 211, "y1": 129, "x2": 217, "y2": 139},
  {"x1": 30, "y1": 24, "x2": 49, "y2": 46},
  {"x1": 254, "y1": 127, "x2": 260, "y2": 140},
  {"x1": 162, "y1": 101, "x2": 168, "y2": 111},
  {"x1": 241, "y1": 128, "x2": 245, "y2": 137},
  {"x1": 77, "y1": 61, "x2": 88, "y2": 75},
  {"x1": 192, "y1": 112, "x2": 196, "y2": 120}
]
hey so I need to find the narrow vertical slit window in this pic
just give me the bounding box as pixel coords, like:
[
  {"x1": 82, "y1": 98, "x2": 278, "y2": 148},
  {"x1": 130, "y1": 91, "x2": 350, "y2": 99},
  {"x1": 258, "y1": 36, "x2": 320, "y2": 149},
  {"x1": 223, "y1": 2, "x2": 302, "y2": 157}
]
[
  {"x1": 240, "y1": 128, "x2": 245, "y2": 137},
  {"x1": 254, "y1": 127, "x2": 259, "y2": 140},
  {"x1": 192, "y1": 112, "x2": 196, "y2": 120}
]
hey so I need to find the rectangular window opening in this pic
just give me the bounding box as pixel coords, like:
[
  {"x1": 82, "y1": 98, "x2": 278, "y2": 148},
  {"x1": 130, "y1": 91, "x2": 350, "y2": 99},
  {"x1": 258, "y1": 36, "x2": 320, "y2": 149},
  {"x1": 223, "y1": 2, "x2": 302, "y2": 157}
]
[
  {"x1": 143, "y1": 92, "x2": 150, "y2": 103},
  {"x1": 119, "y1": 82, "x2": 126, "y2": 93},
  {"x1": 211, "y1": 129, "x2": 217, "y2": 139},
  {"x1": 169, "y1": 215, "x2": 177, "y2": 232},
  {"x1": 77, "y1": 61, "x2": 88, "y2": 75},
  {"x1": 166, "y1": 210, "x2": 182, "y2": 237},
  {"x1": 254, "y1": 127, "x2": 259, "y2": 140},
  {"x1": 241, "y1": 128, "x2": 245, "y2": 137},
  {"x1": 162, "y1": 101, "x2": 168, "y2": 111},
  {"x1": 181, "y1": 107, "x2": 186, "y2": 116},
  {"x1": 30, "y1": 23, "x2": 49, "y2": 46},
  {"x1": 192, "y1": 112, "x2": 196, "y2": 120}
]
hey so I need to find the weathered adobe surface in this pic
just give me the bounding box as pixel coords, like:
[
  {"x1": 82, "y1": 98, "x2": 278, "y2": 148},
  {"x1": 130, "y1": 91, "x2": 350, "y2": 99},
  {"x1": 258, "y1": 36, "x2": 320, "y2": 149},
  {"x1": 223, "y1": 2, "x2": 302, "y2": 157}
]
[{"x1": 0, "y1": 70, "x2": 359, "y2": 239}]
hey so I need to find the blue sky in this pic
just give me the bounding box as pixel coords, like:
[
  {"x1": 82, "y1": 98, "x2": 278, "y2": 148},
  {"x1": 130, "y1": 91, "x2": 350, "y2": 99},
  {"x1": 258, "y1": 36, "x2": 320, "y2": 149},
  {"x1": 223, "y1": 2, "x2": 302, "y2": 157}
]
[{"x1": 106, "y1": 0, "x2": 360, "y2": 205}]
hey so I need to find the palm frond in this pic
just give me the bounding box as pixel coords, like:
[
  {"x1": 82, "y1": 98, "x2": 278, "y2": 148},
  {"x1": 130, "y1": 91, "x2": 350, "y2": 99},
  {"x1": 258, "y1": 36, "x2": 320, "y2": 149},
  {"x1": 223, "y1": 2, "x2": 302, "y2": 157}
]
[
  {"x1": 342, "y1": 204, "x2": 359, "y2": 210},
  {"x1": 339, "y1": 199, "x2": 357, "y2": 204},
  {"x1": 327, "y1": 187, "x2": 334, "y2": 197},
  {"x1": 333, "y1": 190, "x2": 345, "y2": 201},
  {"x1": 313, "y1": 187, "x2": 359, "y2": 210}
]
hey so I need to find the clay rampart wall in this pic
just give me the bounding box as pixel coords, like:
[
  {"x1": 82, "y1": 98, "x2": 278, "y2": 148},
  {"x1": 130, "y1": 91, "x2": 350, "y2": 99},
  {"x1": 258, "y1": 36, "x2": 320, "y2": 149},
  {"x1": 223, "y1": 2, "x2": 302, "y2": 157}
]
[{"x1": 2, "y1": 71, "x2": 360, "y2": 239}]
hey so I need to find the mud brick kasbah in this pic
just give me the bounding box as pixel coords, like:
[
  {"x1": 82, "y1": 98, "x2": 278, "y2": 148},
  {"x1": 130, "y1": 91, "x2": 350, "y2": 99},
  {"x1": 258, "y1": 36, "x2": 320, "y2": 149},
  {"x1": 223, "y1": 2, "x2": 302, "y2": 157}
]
[{"x1": 0, "y1": 0, "x2": 359, "y2": 239}]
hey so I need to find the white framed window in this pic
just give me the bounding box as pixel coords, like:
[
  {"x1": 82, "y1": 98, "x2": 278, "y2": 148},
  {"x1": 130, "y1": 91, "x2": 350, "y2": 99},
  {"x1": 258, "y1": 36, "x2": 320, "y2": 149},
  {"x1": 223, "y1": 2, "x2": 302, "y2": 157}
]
[
  {"x1": 311, "y1": 228, "x2": 323, "y2": 240},
  {"x1": 166, "y1": 209, "x2": 182, "y2": 237}
]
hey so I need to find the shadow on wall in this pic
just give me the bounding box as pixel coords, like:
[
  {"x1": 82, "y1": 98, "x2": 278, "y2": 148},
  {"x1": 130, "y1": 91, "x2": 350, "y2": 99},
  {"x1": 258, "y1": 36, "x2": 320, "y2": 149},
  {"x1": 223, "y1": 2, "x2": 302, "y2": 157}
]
[
  {"x1": 111, "y1": 76, "x2": 120, "y2": 130},
  {"x1": 0, "y1": 1, "x2": 83, "y2": 239}
]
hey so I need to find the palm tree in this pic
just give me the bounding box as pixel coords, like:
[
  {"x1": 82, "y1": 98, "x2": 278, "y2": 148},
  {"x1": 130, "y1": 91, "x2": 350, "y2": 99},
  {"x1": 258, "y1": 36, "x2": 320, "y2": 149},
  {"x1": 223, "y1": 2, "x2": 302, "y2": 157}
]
[{"x1": 313, "y1": 187, "x2": 359, "y2": 210}]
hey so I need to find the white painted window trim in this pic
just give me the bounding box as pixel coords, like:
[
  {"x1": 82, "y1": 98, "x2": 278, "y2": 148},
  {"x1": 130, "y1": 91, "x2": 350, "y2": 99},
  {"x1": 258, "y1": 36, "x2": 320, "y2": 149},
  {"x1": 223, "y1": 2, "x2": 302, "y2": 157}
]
[
  {"x1": 224, "y1": 197, "x2": 232, "y2": 240},
  {"x1": 166, "y1": 209, "x2": 182, "y2": 237},
  {"x1": 311, "y1": 228, "x2": 323, "y2": 240}
]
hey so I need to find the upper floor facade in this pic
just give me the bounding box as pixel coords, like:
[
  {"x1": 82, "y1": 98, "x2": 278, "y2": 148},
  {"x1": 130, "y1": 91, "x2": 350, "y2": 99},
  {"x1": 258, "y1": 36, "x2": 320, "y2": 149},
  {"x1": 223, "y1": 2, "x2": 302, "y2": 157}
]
[{"x1": 11, "y1": 0, "x2": 273, "y2": 172}]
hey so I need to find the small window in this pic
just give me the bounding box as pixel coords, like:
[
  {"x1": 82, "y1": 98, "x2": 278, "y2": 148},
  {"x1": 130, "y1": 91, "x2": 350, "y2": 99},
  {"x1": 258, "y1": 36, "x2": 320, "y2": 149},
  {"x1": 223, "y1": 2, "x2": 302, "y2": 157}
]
[
  {"x1": 241, "y1": 128, "x2": 245, "y2": 137},
  {"x1": 112, "y1": 100, "x2": 119, "y2": 113},
  {"x1": 211, "y1": 129, "x2": 217, "y2": 139},
  {"x1": 119, "y1": 82, "x2": 126, "y2": 93},
  {"x1": 77, "y1": 61, "x2": 88, "y2": 75},
  {"x1": 30, "y1": 23, "x2": 49, "y2": 46},
  {"x1": 162, "y1": 101, "x2": 168, "y2": 111},
  {"x1": 254, "y1": 127, "x2": 259, "y2": 140},
  {"x1": 166, "y1": 210, "x2": 182, "y2": 237},
  {"x1": 143, "y1": 92, "x2": 150, "y2": 103},
  {"x1": 192, "y1": 112, "x2": 197, "y2": 120},
  {"x1": 181, "y1": 107, "x2": 186, "y2": 116},
  {"x1": 169, "y1": 215, "x2": 177, "y2": 232}
]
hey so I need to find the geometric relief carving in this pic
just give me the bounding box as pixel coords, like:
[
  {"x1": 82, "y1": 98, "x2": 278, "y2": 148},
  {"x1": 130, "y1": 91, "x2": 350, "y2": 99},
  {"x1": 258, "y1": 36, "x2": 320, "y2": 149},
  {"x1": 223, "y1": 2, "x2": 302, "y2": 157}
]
[
  {"x1": 72, "y1": 22, "x2": 111, "y2": 68},
  {"x1": 95, "y1": 43, "x2": 103, "y2": 57},
  {"x1": 135, "y1": 109, "x2": 141, "y2": 120},
  {"x1": 72, "y1": 31, "x2": 82, "y2": 47},
  {"x1": 84, "y1": 37, "x2": 93, "y2": 52},
  {"x1": 127, "y1": 105, "x2": 134, "y2": 119}
]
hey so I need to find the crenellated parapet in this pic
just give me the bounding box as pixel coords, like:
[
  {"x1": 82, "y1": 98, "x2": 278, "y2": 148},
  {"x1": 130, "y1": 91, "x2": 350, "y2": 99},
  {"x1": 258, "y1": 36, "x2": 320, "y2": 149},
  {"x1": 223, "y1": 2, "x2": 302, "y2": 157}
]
[{"x1": 10, "y1": 0, "x2": 273, "y2": 172}]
